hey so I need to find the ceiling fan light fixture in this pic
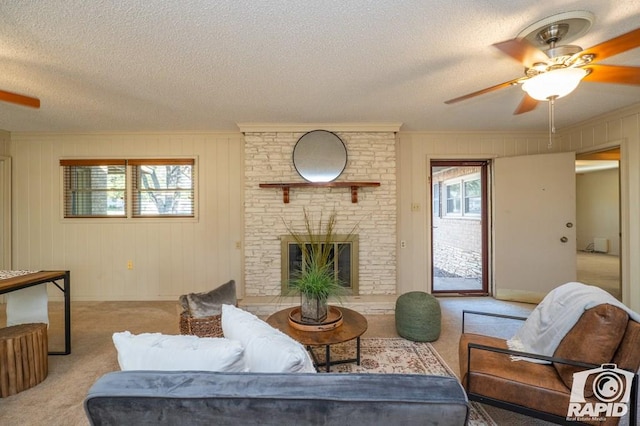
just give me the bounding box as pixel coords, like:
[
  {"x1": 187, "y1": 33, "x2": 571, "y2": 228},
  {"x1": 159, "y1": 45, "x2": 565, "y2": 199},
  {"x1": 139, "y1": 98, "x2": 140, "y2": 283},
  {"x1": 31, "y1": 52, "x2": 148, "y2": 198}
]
[{"x1": 521, "y1": 67, "x2": 588, "y2": 100}]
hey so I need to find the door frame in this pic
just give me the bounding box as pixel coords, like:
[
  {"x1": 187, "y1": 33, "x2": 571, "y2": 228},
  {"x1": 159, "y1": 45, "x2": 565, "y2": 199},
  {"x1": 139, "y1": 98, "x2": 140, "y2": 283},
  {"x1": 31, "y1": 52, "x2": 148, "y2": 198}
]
[
  {"x1": 576, "y1": 141, "x2": 625, "y2": 301},
  {"x1": 0, "y1": 156, "x2": 10, "y2": 270},
  {"x1": 430, "y1": 159, "x2": 489, "y2": 295}
]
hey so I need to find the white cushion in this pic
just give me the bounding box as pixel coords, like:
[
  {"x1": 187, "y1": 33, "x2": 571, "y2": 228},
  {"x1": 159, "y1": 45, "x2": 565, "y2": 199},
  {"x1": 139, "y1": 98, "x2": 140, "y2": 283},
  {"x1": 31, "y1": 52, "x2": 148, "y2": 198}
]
[
  {"x1": 112, "y1": 331, "x2": 246, "y2": 372},
  {"x1": 221, "y1": 304, "x2": 279, "y2": 346},
  {"x1": 6, "y1": 286, "x2": 49, "y2": 326},
  {"x1": 221, "y1": 304, "x2": 316, "y2": 373}
]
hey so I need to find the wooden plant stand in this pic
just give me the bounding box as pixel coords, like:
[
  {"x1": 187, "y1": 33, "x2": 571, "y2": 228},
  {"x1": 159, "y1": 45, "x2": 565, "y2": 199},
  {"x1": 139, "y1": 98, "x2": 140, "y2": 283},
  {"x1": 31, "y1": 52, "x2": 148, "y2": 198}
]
[{"x1": 0, "y1": 323, "x2": 48, "y2": 397}]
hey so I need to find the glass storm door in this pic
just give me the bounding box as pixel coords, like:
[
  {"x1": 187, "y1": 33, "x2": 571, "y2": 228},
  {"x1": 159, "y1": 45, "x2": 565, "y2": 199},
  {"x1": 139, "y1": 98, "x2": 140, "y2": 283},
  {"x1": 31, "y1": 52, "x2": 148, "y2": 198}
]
[{"x1": 431, "y1": 160, "x2": 488, "y2": 294}]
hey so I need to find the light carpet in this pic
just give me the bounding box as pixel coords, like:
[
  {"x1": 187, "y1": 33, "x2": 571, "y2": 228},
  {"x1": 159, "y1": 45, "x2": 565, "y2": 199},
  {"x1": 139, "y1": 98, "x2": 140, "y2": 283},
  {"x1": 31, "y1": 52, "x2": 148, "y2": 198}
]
[{"x1": 312, "y1": 337, "x2": 495, "y2": 426}]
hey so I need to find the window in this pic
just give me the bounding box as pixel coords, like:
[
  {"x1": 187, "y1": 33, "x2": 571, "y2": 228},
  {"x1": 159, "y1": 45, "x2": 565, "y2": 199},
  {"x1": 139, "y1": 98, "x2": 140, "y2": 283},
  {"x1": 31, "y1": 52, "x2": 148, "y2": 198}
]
[
  {"x1": 446, "y1": 183, "x2": 461, "y2": 214},
  {"x1": 464, "y1": 179, "x2": 481, "y2": 215},
  {"x1": 61, "y1": 158, "x2": 196, "y2": 219},
  {"x1": 130, "y1": 159, "x2": 195, "y2": 217},
  {"x1": 60, "y1": 159, "x2": 126, "y2": 218},
  {"x1": 443, "y1": 173, "x2": 480, "y2": 218},
  {"x1": 432, "y1": 182, "x2": 441, "y2": 217}
]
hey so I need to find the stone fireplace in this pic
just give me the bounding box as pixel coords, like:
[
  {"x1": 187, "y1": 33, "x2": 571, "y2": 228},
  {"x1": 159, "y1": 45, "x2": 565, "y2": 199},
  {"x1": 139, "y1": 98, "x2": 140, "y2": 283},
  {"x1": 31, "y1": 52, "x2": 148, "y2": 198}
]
[{"x1": 240, "y1": 124, "x2": 399, "y2": 313}]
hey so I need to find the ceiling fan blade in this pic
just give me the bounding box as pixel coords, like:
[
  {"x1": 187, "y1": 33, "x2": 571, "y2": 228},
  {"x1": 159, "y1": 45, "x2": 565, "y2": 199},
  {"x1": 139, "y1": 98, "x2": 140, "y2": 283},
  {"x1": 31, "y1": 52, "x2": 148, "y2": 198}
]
[
  {"x1": 444, "y1": 78, "x2": 522, "y2": 104},
  {"x1": 582, "y1": 64, "x2": 640, "y2": 85},
  {"x1": 513, "y1": 94, "x2": 539, "y2": 115},
  {"x1": 0, "y1": 89, "x2": 40, "y2": 108},
  {"x1": 492, "y1": 39, "x2": 549, "y2": 68},
  {"x1": 578, "y1": 27, "x2": 640, "y2": 63}
]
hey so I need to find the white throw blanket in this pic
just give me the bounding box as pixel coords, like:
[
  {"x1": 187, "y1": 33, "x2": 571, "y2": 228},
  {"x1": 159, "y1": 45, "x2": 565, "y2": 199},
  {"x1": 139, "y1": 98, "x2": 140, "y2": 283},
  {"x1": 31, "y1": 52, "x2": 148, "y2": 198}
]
[{"x1": 507, "y1": 282, "x2": 640, "y2": 363}]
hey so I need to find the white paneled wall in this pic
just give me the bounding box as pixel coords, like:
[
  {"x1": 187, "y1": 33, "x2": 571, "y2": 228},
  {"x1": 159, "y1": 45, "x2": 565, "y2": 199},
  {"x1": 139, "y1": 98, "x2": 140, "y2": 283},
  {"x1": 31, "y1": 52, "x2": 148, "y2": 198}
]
[
  {"x1": 0, "y1": 131, "x2": 10, "y2": 156},
  {"x1": 576, "y1": 169, "x2": 619, "y2": 255},
  {"x1": 10, "y1": 133, "x2": 244, "y2": 301},
  {"x1": 5, "y1": 101, "x2": 640, "y2": 312},
  {"x1": 396, "y1": 131, "x2": 550, "y2": 296},
  {"x1": 396, "y1": 103, "x2": 640, "y2": 311}
]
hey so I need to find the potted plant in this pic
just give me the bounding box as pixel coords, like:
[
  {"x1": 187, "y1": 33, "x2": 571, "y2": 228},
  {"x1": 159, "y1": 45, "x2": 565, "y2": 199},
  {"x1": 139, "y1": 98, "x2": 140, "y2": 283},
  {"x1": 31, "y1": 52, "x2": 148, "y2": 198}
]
[{"x1": 284, "y1": 209, "x2": 356, "y2": 323}]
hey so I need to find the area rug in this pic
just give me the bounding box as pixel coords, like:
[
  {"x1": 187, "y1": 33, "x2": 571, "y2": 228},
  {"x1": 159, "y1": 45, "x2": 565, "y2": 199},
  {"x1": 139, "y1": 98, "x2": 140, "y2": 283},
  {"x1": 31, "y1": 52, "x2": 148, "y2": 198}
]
[{"x1": 311, "y1": 337, "x2": 496, "y2": 426}]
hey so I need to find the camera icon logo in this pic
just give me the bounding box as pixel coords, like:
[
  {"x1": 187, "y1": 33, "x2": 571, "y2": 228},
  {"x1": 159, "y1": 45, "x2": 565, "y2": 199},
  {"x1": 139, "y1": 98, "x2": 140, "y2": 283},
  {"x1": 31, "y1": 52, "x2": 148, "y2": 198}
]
[{"x1": 567, "y1": 363, "x2": 634, "y2": 420}]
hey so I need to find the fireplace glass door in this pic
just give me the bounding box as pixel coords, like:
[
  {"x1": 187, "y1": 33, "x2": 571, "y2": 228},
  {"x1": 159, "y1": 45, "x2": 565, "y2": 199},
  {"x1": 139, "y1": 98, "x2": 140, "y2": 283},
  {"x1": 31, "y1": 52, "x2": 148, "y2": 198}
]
[{"x1": 281, "y1": 235, "x2": 359, "y2": 295}]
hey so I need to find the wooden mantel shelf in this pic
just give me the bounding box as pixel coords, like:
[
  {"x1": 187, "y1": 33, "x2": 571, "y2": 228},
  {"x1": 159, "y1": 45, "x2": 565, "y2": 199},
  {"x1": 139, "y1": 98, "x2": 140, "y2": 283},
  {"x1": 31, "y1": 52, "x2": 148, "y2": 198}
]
[{"x1": 259, "y1": 182, "x2": 380, "y2": 203}]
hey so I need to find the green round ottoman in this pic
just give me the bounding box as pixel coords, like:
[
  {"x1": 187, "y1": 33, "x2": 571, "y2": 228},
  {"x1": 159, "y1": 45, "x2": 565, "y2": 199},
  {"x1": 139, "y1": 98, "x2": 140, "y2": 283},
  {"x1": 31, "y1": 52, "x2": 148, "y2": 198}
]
[{"x1": 395, "y1": 291, "x2": 441, "y2": 342}]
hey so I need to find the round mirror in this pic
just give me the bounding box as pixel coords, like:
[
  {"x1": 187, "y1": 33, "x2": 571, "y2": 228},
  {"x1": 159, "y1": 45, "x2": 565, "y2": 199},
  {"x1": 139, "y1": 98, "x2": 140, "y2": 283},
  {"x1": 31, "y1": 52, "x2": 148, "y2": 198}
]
[{"x1": 293, "y1": 130, "x2": 347, "y2": 182}]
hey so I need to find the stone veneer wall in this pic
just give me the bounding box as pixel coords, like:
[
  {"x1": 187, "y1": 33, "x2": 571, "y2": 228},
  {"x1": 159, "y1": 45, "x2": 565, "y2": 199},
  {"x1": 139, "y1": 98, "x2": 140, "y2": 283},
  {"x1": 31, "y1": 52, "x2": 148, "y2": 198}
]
[{"x1": 243, "y1": 131, "x2": 397, "y2": 298}]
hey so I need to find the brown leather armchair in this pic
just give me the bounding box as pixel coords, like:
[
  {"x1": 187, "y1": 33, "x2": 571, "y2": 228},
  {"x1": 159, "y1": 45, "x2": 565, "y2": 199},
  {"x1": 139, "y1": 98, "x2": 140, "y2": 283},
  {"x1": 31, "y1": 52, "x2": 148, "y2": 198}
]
[{"x1": 459, "y1": 304, "x2": 639, "y2": 425}]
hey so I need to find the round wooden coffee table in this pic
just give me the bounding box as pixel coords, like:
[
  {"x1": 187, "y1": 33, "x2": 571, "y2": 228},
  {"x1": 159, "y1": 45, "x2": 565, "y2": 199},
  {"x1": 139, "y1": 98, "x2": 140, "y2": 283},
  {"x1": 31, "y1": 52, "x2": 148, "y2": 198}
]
[{"x1": 266, "y1": 306, "x2": 368, "y2": 372}]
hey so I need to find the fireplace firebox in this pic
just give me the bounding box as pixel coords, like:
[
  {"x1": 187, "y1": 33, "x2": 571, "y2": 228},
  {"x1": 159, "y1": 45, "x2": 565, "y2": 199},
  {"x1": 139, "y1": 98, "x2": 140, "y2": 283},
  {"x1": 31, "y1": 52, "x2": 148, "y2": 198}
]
[{"x1": 281, "y1": 235, "x2": 359, "y2": 296}]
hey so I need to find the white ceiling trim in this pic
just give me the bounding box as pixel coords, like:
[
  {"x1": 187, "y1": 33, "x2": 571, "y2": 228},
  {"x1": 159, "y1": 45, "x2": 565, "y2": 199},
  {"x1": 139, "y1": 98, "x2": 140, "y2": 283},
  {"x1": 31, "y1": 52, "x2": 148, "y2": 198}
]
[{"x1": 236, "y1": 122, "x2": 403, "y2": 133}]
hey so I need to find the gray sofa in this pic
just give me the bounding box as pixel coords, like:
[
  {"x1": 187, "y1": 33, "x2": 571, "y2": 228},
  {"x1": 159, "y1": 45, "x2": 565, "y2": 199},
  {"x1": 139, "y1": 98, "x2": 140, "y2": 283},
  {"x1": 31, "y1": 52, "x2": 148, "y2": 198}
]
[{"x1": 84, "y1": 371, "x2": 470, "y2": 425}]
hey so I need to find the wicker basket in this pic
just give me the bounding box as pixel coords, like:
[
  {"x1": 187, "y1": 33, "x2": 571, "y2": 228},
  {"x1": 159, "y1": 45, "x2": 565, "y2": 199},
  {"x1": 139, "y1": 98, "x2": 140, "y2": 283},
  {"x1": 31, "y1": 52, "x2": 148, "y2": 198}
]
[{"x1": 179, "y1": 311, "x2": 223, "y2": 338}]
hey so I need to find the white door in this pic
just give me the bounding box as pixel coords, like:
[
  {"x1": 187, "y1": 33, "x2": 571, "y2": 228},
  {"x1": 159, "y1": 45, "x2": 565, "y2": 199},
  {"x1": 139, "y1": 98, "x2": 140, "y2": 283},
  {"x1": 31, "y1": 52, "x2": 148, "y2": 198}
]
[{"x1": 493, "y1": 152, "x2": 576, "y2": 302}]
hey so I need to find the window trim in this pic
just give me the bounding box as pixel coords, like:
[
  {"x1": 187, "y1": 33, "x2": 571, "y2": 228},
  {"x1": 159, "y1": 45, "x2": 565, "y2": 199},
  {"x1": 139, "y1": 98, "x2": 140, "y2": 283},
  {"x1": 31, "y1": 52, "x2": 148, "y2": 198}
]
[
  {"x1": 130, "y1": 158, "x2": 196, "y2": 218},
  {"x1": 445, "y1": 181, "x2": 462, "y2": 216},
  {"x1": 60, "y1": 159, "x2": 127, "y2": 218},
  {"x1": 60, "y1": 157, "x2": 198, "y2": 221},
  {"x1": 443, "y1": 172, "x2": 481, "y2": 219},
  {"x1": 463, "y1": 178, "x2": 482, "y2": 216}
]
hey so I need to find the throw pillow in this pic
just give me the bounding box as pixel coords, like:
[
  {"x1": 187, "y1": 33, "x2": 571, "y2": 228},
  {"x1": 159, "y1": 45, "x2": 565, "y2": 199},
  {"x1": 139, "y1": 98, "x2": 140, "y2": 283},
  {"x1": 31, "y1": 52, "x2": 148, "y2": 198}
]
[
  {"x1": 221, "y1": 303, "x2": 280, "y2": 347},
  {"x1": 244, "y1": 333, "x2": 316, "y2": 373},
  {"x1": 112, "y1": 331, "x2": 246, "y2": 372},
  {"x1": 553, "y1": 304, "x2": 628, "y2": 394},
  {"x1": 221, "y1": 304, "x2": 316, "y2": 373},
  {"x1": 179, "y1": 279, "x2": 237, "y2": 318}
]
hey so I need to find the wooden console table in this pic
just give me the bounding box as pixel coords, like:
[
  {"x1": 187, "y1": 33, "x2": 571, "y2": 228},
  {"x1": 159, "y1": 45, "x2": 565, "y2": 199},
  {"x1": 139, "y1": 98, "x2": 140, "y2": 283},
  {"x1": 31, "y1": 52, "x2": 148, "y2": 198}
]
[
  {"x1": 259, "y1": 182, "x2": 380, "y2": 203},
  {"x1": 0, "y1": 270, "x2": 71, "y2": 355}
]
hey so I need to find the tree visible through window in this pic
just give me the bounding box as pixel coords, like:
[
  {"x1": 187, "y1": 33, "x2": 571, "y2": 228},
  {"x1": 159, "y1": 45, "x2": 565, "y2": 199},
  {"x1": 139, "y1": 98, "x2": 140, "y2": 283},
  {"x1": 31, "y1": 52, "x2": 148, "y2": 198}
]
[{"x1": 130, "y1": 159, "x2": 195, "y2": 217}]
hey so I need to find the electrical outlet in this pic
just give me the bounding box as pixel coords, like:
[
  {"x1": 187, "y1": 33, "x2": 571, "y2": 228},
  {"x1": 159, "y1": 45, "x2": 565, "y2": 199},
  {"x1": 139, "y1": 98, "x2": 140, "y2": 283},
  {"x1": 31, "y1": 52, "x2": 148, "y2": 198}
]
[
  {"x1": 411, "y1": 203, "x2": 420, "y2": 212},
  {"x1": 127, "y1": 260, "x2": 133, "y2": 270},
  {"x1": 235, "y1": 241, "x2": 242, "y2": 249},
  {"x1": 401, "y1": 240, "x2": 406, "y2": 248}
]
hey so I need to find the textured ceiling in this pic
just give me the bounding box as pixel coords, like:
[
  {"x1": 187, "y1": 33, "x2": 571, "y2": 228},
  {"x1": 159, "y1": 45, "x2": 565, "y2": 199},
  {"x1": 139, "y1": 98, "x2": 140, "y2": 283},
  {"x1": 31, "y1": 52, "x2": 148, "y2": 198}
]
[{"x1": 1, "y1": 0, "x2": 639, "y2": 132}]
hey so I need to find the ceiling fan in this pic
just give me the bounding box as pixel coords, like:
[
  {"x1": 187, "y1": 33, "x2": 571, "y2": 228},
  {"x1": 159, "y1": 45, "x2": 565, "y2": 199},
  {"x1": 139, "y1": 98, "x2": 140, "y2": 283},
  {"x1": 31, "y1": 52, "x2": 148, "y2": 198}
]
[
  {"x1": 445, "y1": 11, "x2": 640, "y2": 115},
  {"x1": 0, "y1": 89, "x2": 40, "y2": 108}
]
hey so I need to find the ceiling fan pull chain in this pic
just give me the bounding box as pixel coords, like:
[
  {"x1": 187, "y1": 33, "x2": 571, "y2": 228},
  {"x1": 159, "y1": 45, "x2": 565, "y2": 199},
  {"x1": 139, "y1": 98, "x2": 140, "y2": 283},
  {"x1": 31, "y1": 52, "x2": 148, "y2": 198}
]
[{"x1": 547, "y1": 96, "x2": 557, "y2": 149}]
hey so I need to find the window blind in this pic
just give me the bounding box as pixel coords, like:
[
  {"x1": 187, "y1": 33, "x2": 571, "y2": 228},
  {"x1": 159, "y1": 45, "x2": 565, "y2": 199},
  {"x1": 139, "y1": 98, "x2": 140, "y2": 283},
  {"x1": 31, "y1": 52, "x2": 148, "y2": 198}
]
[
  {"x1": 60, "y1": 159, "x2": 126, "y2": 218},
  {"x1": 130, "y1": 158, "x2": 195, "y2": 218}
]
